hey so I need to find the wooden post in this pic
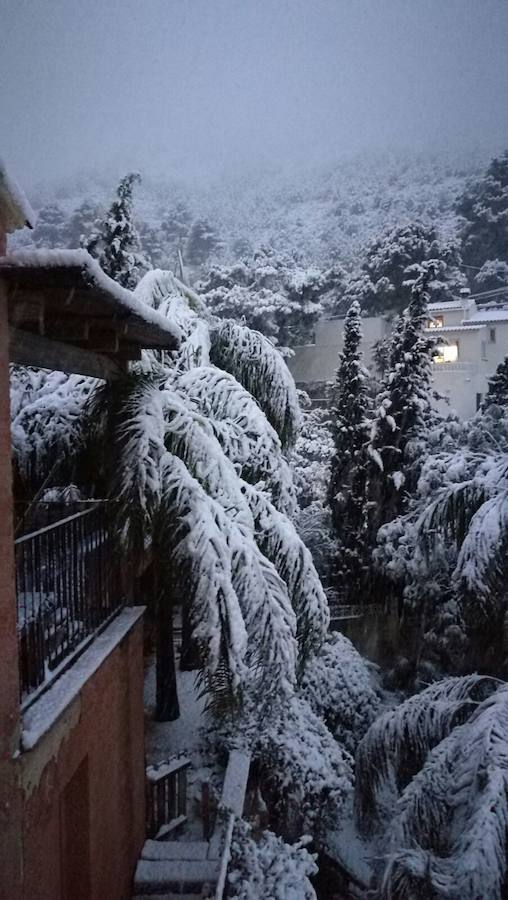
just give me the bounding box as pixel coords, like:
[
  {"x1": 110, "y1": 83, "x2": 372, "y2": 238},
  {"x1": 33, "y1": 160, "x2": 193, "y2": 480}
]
[{"x1": 0, "y1": 275, "x2": 23, "y2": 899}]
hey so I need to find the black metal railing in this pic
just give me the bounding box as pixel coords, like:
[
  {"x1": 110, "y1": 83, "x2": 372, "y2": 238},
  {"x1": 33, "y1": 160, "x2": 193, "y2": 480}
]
[
  {"x1": 145, "y1": 757, "x2": 190, "y2": 839},
  {"x1": 15, "y1": 502, "x2": 124, "y2": 703}
]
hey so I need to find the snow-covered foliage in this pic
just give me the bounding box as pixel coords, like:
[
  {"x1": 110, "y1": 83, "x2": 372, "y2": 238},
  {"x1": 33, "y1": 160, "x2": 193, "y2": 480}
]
[
  {"x1": 338, "y1": 223, "x2": 465, "y2": 316},
  {"x1": 374, "y1": 683, "x2": 508, "y2": 900},
  {"x1": 85, "y1": 172, "x2": 150, "y2": 288},
  {"x1": 228, "y1": 819, "x2": 317, "y2": 900},
  {"x1": 17, "y1": 149, "x2": 481, "y2": 269},
  {"x1": 483, "y1": 355, "x2": 508, "y2": 411},
  {"x1": 328, "y1": 301, "x2": 372, "y2": 593},
  {"x1": 355, "y1": 675, "x2": 496, "y2": 834},
  {"x1": 209, "y1": 319, "x2": 301, "y2": 447},
  {"x1": 10, "y1": 367, "x2": 97, "y2": 488},
  {"x1": 457, "y1": 150, "x2": 508, "y2": 268},
  {"x1": 255, "y1": 694, "x2": 354, "y2": 838},
  {"x1": 197, "y1": 246, "x2": 324, "y2": 347},
  {"x1": 299, "y1": 632, "x2": 380, "y2": 754},
  {"x1": 365, "y1": 265, "x2": 438, "y2": 532}
]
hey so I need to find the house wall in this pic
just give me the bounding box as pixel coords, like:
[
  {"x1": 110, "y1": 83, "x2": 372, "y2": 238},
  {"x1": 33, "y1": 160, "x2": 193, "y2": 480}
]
[
  {"x1": 19, "y1": 615, "x2": 146, "y2": 900},
  {"x1": 289, "y1": 310, "x2": 508, "y2": 420},
  {"x1": 0, "y1": 278, "x2": 23, "y2": 900},
  {"x1": 290, "y1": 316, "x2": 390, "y2": 385}
]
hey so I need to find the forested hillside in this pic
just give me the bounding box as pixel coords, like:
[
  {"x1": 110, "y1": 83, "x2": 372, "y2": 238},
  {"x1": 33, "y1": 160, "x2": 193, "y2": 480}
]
[{"x1": 15, "y1": 150, "x2": 485, "y2": 271}]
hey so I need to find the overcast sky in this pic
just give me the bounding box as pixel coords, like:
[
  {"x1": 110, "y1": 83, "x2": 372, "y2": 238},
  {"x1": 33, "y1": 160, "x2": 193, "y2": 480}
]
[{"x1": 2, "y1": 0, "x2": 508, "y2": 187}]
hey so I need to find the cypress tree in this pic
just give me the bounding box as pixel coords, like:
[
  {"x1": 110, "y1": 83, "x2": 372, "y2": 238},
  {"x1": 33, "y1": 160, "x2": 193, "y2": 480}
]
[
  {"x1": 328, "y1": 301, "x2": 370, "y2": 598},
  {"x1": 482, "y1": 356, "x2": 508, "y2": 411},
  {"x1": 86, "y1": 172, "x2": 149, "y2": 289}
]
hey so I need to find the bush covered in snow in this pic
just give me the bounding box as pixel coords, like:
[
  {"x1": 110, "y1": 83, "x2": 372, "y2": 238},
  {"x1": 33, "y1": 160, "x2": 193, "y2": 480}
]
[
  {"x1": 299, "y1": 632, "x2": 380, "y2": 754},
  {"x1": 228, "y1": 819, "x2": 317, "y2": 900}
]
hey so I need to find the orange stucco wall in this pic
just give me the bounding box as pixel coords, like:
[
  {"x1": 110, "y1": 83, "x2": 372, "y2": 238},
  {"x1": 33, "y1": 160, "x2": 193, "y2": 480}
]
[
  {"x1": 19, "y1": 617, "x2": 146, "y2": 900},
  {"x1": 0, "y1": 279, "x2": 23, "y2": 899}
]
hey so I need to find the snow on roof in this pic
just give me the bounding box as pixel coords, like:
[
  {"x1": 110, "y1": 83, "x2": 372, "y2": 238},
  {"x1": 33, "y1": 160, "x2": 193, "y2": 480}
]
[
  {"x1": 0, "y1": 249, "x2": 182, "y2": 346},
  {"x1": 427, "y1": 300, "x2": 465, "y2": 312},
  {"x1": 467, "y1": 309, "x2": 508, "y2": 323},
  {"x1": 424, "y1": 324, "x2": 485, "y2": 333},
  {"x1": 0, "y1": 159, "x2": 36, "y2": 232}
]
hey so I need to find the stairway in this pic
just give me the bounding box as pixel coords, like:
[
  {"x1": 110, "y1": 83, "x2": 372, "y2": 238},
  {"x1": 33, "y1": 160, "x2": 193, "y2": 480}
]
[
  {"x1": 133, "y1": 750, "x2": 251, "y2": 900},
  {"x1": 133, "y1": 838, "x2": 220, "y2": 898}
]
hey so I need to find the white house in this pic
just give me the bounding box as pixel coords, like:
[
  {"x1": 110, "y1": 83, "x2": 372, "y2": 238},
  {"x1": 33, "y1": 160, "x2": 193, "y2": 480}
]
[{"x1": 288, "y1": 292, "x2": 508, "y2": 419}]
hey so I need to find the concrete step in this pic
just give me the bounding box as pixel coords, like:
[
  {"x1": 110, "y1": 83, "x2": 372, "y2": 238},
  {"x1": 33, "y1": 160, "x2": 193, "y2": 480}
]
[
  {"x1": 134, "y1": 858, "x2": 219, "y2": 894},
  {"x1": 141, "y1": 839, "x2": 210, "y2": 862}
]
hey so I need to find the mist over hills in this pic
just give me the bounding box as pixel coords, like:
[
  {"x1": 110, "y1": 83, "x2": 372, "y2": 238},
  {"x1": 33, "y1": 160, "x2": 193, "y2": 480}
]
[{"x1": 15, "y1": 148, "x2": 490, "y2": 274}]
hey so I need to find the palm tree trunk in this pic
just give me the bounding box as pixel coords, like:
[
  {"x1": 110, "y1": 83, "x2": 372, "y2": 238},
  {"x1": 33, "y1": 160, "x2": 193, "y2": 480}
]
[
  {"x1": 180, "y1": 604, "x2": 200, "y2": 671},
  {"x1": 155, "y1": 588, "x2": 180, "y2": 722}
]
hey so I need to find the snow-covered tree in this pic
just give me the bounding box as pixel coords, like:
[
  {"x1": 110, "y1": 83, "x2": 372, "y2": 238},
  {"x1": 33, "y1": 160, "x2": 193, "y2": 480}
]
[
  {"x1": 473, "y1": 259, "x2": 508, "y2": 293},
  {"x1": 85, "y1": 173, "x2": 150, "y2": 288},
  {"x1": 366, "y1": 265, "x2": 436, "y2": 531},
  {"x1": 197, "y1": 247, "x2": 324, "y2": 347},
  {"x1": 290, "y1": 397, "x2": 335, "y2": 583},
  {"x1": 328, "y1": 302, "x2": 371, "y2": 594},
  {"x1": 299, "y1": 631, "x2": 379, "y2": 754},
  {"x1": 185, "y1": 218, "x2": 221, "y2": 266},
  {"x1": 342, "y1": 223, "x2": 464, "y2": 316},
  {"x1": 483, "y1": 356, "x2": 508, "y2": 411},
  {"x1": 458, "y1": 150, "x2": 508, "y2": 268},
  {"x1": 32, "y1": 203, "x2": 69, "y2": 248},
  {"x1": 355, "y1": 676, "x2": 508, "y2": 900},
  {"x1": 10, "y1": 267, "x2": 330, "y2": 725}
]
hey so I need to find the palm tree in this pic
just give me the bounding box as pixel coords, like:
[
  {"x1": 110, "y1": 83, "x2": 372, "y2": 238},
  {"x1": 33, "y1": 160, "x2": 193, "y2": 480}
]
[
  {"x1": 11, "y1": 269, "x2": 329, "y2": 721},
  {"x1": 355, "y1": 675, "x2": 508, "y2": 900}
]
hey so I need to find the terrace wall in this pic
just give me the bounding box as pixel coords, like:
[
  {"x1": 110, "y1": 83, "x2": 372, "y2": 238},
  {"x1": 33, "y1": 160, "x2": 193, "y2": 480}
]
[{"x1": 19, "y1": 611, "x2": 145, "y2": 900}]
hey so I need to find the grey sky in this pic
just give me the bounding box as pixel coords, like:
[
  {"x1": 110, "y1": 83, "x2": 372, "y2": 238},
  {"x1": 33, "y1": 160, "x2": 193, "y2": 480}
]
[{"x1": 2, "y1": 0, "x2": 508, "y2": 187}]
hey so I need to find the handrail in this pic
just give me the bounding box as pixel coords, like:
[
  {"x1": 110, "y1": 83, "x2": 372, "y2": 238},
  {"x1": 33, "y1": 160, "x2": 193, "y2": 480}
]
[{"x1": 15, "y1": 507, "x2": 98, "y2": 545}]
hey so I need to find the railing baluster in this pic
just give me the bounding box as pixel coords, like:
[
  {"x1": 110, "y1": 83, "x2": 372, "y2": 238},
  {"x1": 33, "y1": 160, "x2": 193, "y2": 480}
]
[{"x1": 14, "y1": 503, "x2": 123, "y2": 704}]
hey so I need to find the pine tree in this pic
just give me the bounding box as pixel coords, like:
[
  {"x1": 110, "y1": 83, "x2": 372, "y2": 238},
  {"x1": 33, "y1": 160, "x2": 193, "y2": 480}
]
[
  {"x1": 482, "y1": 356, "x2": 508, "y2": 411},
  {"x1": 366, "y1": 265, "x2": 435, "y2": 531},
  {"x1": 85, "y1": 173, "x2": 149, "y2": 289},
  {"x1": 328, "y1": 302, "x2": 371, "y2": 596}
]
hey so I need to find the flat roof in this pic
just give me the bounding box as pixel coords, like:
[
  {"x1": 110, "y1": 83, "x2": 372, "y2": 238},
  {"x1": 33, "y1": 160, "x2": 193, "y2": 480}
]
[{"x1": 1, "y1": 250, "x2": 182, "y2": 378}]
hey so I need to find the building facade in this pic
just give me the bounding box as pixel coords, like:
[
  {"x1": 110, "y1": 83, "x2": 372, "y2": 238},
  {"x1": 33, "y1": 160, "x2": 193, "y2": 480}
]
[{"x1": 288, "y1": 295, "x2": 508, "y2": 419}]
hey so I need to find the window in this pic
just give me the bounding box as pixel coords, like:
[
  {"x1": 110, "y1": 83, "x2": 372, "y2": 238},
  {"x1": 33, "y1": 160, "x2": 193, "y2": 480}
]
[
  {"x1": 489, "y1": 327, "x2": 496, "y2": 344},
  {"x1": 428, "y1": 315, "x2": 444, "y2": 329},
  {"x1": 434, "y1": 341, "x2": 458, "y2": 363},
  {"x1": 481, "y1": 341, "x2": 487, "y2": 361}
]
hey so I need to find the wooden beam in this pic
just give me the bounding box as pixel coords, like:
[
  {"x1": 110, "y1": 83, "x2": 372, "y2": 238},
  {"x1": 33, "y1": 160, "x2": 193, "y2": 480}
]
[
  {"x1": 85, "y1": 328, "x2": 120, "y2": 353},
  {"x1": 9, "y1": 328, "x2": 124, "y2": 381}
]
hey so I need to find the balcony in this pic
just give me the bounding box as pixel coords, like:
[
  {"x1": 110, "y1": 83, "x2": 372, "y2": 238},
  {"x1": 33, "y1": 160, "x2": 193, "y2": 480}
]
[{"x1": 15, "y1": 501, "x2": 124, "y2": 705}]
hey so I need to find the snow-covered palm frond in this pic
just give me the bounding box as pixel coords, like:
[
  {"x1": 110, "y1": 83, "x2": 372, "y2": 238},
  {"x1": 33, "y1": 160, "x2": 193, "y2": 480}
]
[
  {"x1": 10, "y1": 367, "x2": 96, "y2": 487},
  {"x1": 355, "y1": 674, "x2": 496, "y2": 833},
  {"x1": 157, "y1": 451, "x2": 248, "y2": 699},
  {"x1": 135, "y1": 269, "x2": 210, "y2": 369},
  {"x1": 157, "y1": 452, "x2": 297, "y2": 714},
  {"x1": 242, "y1": 482, "x2": 329, "y2": 660},
  {"x1": 300, "y1": 632, "x2": 379, "y2": 754},
  {"x1": 453, "y1": 491, "x2": 508, "y2": 600},
  {"x1": 175, "y1": 365, "x2": 296, "y2": 514},
  {"x1": 210, "y1": 319, "x2": 301, "y2": 448},
  {"x1": 380, "y1": 685, "x2": 508, "y2": 900},
  {"x1": 161, "y1": 388, "x2": 253, "y2": 529}
]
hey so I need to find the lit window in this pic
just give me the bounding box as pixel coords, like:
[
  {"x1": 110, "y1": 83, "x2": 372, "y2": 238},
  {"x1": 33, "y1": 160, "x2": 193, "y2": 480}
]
[
  {"x1": 428, "y1": 315, "x2": 444, "y2": 329},
  {"x1": 434, "y1": 341, "x2": 458, "y2": 363}
]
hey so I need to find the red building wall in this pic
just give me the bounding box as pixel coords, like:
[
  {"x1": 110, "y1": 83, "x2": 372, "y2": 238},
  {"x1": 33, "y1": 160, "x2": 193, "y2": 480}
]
[{"x1": 20, "y1": 617, "x2": 146, "y2": 900}]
